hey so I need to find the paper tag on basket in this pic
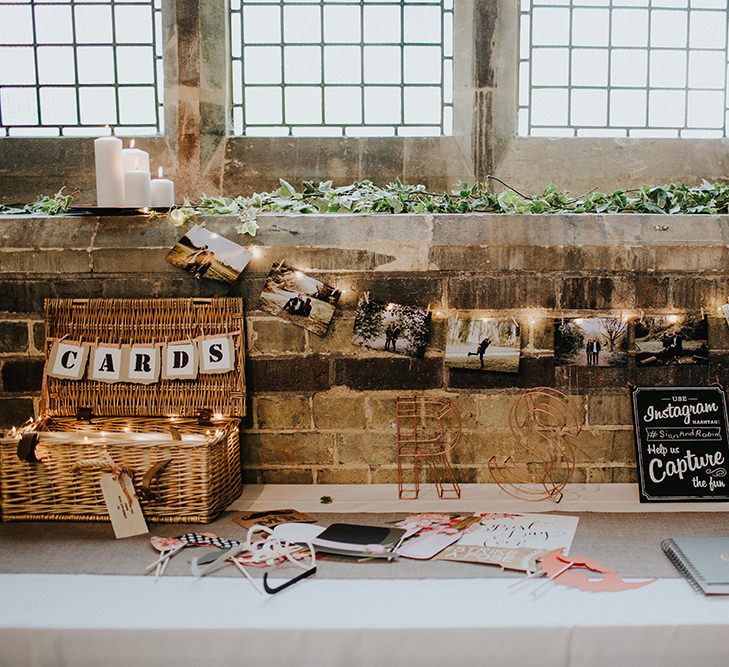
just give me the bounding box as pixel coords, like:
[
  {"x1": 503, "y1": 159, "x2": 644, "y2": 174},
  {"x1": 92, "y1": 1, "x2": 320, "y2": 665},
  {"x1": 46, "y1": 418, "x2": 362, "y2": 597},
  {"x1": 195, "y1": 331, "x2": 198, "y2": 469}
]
[{"x1": 100, "y1": 473, "x2": 149, "y2": 539}]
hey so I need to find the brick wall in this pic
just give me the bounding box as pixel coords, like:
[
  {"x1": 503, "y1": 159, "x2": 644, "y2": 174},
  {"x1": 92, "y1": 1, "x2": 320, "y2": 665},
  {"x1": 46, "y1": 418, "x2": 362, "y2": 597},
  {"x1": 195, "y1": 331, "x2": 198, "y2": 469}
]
[{"x1": 2, "y1": 212, "x2": 728, "y2": 484}]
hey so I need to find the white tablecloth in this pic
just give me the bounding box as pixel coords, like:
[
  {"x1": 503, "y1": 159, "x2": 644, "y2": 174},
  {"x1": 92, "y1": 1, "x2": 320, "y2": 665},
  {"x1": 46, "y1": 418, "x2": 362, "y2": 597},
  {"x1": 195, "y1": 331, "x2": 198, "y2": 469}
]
[
  {"x1": 4, "y1": 483, "x2": 729, "y2": 666},
  {"x1": 2, "y1": 574, "x2": 729, "y2": 666}
]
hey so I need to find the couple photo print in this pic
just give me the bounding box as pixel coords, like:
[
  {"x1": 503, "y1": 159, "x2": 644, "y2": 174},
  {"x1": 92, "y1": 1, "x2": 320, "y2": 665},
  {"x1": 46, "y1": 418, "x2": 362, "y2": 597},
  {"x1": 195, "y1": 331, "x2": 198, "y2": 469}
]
[
  {"x1": 352, "y1": 296, "x2": 431, "y2": 358},
  {"x1": 259, "y1": 262, "x2": 341, "y2": 336},
  {"x1": 445, "y1": 315, "x2": 521, "y2": 374},
  {"x1": 166, "y1": 224, "x2": 253, "y2": 284},
  {"x1": 555, "y1": 317, "x2": 628, "y2": 367}
]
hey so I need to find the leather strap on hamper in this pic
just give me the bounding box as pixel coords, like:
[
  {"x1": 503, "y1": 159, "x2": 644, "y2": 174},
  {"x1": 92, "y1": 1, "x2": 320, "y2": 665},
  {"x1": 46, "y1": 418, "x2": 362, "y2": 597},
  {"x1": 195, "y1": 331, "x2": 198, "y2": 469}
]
[
  {"x1": 139, "y1": 458, "x2": 173, "y2": 501},
  {"x1": 17, "y1": 432, "x2": 40, "y2": 463}
]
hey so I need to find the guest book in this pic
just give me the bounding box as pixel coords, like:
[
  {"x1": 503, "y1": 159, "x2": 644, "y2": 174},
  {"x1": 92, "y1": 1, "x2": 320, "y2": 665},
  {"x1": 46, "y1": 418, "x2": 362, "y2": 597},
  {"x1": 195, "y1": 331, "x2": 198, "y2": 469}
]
[{"x1": 662, "y1": 536, "x2": 729, "y2": 594}]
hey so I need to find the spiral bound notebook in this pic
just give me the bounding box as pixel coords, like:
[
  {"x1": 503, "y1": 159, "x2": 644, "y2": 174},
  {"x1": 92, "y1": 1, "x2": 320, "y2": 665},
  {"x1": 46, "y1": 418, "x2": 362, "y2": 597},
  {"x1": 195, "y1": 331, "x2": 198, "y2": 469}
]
[{"x1": 662, "y1": 537, "x2": 729, "y2": 595}]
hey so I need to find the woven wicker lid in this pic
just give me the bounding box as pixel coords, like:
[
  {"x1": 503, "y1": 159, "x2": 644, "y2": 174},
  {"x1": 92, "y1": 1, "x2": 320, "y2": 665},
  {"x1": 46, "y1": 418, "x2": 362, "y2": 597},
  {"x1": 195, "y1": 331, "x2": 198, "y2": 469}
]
[{"x1": 42, "y1": 298, "x2": 246, "y2": 417}]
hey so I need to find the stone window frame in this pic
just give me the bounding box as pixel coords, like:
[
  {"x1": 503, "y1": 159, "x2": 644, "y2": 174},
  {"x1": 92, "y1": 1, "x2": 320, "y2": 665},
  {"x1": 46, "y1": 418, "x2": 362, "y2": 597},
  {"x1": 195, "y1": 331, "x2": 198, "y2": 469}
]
[
  {"x1": 0, "y1": 0, "x2": 482, "y2": 200},
  {"x1": 489, "y1": 2, "x2": 729, "y2": 194},
  {"x1": 2, "y1": 0, "x2": 723, "y2": 202}
]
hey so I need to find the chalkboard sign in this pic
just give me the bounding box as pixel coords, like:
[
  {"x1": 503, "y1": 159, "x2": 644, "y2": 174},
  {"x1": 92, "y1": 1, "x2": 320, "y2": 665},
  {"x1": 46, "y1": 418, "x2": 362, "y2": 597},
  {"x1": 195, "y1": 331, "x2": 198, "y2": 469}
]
[{"x1": 632, "y1": 387, "x2": 729, "y2": 502}]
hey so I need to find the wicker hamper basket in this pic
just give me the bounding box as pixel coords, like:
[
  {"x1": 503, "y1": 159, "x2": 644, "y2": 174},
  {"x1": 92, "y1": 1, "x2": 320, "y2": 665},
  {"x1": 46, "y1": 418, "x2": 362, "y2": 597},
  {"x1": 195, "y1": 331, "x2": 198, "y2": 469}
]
[{"x1": 0, "y1": 297, "x2": 246, "y2": 523}]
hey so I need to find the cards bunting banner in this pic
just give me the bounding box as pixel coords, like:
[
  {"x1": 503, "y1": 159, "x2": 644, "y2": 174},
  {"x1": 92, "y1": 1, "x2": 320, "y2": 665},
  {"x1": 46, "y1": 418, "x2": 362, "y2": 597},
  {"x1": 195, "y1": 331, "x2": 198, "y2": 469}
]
[{"x1": 46, "y1": 333, "x2": 239, "y2": 384}]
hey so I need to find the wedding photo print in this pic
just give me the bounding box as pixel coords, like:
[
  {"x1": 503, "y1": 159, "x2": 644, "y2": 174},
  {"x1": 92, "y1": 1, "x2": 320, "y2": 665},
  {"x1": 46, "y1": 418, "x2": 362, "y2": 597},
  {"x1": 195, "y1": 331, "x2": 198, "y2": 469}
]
[
  {"x1": 352, "y1": 296, "x2": 431, "y2": 358},
  {"x1": 258, "y1": 262, "x2": 341, "y2": 336},
  {"x1": 554, "y1": 317, "x2": 628, "y2": 367},
  {"x1": 445, "y1": 316, "x2": 521, "y2": 373},
  {"x1": 634, "y1": 313, "x2": 709, "y2": 366},
  {"x1": 166, "y1": 224, "x2": 252, "y2": 284}
]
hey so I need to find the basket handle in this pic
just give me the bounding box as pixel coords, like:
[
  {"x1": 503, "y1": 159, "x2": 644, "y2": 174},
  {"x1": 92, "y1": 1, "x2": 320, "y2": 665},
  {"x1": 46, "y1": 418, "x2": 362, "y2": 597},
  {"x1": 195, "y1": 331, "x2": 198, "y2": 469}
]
[{"x1": 139, "y1": 458, "x2": 173, "y2": 500}]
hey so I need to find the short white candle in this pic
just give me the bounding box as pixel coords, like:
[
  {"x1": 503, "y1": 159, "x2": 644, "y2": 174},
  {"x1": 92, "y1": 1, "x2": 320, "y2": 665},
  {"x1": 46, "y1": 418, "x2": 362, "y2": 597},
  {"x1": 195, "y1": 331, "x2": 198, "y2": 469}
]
[
  {"x1": 122, "y1": 139, "x2": 150, "y2": 173},
  {"x1": 150, "y1": 167, "x2": 175, "y2": 208},
  {"x1": 94, "y1": 131, "x2": 125, "y2": 207},
  {"x1": 124, "y1": 165, "x2": 151, "y2": 208}
]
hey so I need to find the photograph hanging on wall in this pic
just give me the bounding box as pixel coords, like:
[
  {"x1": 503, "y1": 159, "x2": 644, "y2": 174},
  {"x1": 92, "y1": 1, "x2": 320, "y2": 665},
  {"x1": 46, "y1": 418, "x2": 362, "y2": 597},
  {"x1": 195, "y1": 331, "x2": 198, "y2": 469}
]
[
  {"x1": 554, "y1": 317, "x2": 628, "y2": 367},
  {"x1": 445, "y1": 316, "x2": 521, "y2": 373},
  {"x1": 166, "y1": 224, "x2": 253, "y2": 284},
  {"x1": 352, "y1": 296, "x2": 431, "y2": 358},
  {"x1": 258, "y1": 262, "x2": 341, "y2": 336},
  {"x1": 634, "y1": 314, "x2": 709, "y2": 366}
]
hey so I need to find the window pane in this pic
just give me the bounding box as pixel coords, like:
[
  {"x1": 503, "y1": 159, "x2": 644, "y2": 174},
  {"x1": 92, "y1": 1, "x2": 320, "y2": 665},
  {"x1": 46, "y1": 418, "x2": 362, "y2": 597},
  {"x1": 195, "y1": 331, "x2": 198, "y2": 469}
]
[
  {"x1": 231, "y1": 0, "x2": 454, "y2": 136},
  {"x1": 0, "y1": 0, "x2": 163, "y2": 136},
  {"x1": 519, "y1": 1, "x2": 729, "y2": 138}
]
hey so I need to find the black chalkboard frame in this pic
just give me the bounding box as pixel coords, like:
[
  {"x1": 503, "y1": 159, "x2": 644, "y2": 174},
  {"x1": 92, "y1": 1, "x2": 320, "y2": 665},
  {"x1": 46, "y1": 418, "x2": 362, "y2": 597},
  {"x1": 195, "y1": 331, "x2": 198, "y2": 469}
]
[{"x1": 631, "y1": 386, "x2": 729, "y2": 503}]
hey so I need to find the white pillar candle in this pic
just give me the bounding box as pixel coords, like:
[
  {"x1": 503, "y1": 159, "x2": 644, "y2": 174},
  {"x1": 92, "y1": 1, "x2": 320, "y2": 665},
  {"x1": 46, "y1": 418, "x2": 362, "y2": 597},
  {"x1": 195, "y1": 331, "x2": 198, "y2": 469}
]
[
  {"x1": 94, "y1": 133, "x2": 125, "y2": 207},
  {"x1": 124, "y1": 168, "x2": 151, "y2": 208},
  {"x1": 150, "y1": 167, "x2": 175, "y2": 208},
  {"x1": 121, "y1": 139, "x2": 150, "y2": 173}
]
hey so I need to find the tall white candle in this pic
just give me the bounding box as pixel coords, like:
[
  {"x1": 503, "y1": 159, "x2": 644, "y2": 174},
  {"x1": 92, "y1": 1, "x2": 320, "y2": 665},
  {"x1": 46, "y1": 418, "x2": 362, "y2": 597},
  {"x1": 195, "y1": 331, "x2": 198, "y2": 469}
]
[
  {"x1": 94, "y1": 133, "x2": 125, "y2": 207},
  {"x1": 122, "y1": 139, "x2": 150, "y2": 173},
  {"x1": 124, "y1": 162, "x2": 151, "y2": 208},
  {"x1": 150, "y1": 167, "x2": 175, "y2": 208}
]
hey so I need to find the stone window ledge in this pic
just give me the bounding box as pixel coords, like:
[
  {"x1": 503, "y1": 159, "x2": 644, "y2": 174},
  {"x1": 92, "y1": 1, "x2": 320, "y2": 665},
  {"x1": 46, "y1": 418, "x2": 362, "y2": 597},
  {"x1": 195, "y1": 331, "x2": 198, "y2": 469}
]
[{"x1": 0, "y1": 213, "x2": 726, "y2": 276}]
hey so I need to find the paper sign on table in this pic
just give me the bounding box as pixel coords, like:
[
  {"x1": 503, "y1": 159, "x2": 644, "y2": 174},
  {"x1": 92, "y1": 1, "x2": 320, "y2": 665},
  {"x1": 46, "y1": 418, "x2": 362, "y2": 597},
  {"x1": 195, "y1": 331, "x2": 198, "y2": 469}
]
[
  {"x1": 436, "y1": 544, "x2": 547, "y2": 572},
  {"x1": 396, "y1": 532, "x2": 462, "y2": 560},
  {"x1": 457, "y1": 513, "x2": 579, "y2": 553},
  {"x1": 100, "y1": 473, "x2": 149, "y2": 539}
]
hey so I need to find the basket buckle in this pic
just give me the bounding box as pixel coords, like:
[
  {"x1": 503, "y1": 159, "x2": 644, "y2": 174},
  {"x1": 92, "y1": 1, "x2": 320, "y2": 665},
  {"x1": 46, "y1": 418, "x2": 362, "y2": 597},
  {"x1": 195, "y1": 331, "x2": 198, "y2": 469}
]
[
  {"x1": 76, "y1": 407, "x2": 93, "y2": 422},
  {"x1": 197, "y1": 408, "x2": 213, "y2": 426},
  {"x1": 17, "y1": 432, "x2": 40, "y2": 463}
]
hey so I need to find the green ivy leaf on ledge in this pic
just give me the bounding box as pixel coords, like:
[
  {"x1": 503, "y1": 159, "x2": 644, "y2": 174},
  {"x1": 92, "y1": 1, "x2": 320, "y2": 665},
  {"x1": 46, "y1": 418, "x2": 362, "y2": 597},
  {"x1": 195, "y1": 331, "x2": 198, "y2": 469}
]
[{"x1": 4, "y1": 179, "x2": 729, "y2": 233}]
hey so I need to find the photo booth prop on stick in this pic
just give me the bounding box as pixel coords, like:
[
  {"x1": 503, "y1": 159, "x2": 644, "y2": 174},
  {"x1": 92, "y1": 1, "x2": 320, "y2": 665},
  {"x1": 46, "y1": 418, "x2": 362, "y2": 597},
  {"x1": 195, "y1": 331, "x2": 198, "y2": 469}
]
[{"x1": 489, "y1": 388, "x2": 582, "y2": 503}]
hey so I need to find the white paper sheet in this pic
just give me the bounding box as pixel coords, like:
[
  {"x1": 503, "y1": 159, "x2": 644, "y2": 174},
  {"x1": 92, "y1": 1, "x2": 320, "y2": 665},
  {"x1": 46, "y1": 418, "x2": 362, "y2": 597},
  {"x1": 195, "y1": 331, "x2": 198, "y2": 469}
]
[{"x1": 456, "y1": 513, "x2": 579, "y2": 553}]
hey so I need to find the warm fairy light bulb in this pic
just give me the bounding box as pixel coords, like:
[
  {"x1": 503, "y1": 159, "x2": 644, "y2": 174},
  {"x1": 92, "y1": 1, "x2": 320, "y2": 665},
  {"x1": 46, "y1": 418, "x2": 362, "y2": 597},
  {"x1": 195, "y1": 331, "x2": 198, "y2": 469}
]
[
  {"x1": 158, "y1": 166, "x2": 163, "y2": 178},
  {"x1": 667, "y1": 314, "x2": 680, "y2": 324},
  {"x1": 123, "y1": 426, "x2": 131, "y2": 433},
  {"x1": 386, "y1": 303, "x2": 395, "y2": 311},
  {"x1": 250, "y1": 246, "x2": 262, "y2": 258},
  {"x1": 130, "y1": 139, "x2": 135, "y2": 149},
  {"x1": 142, "y1": 207, "x2": 149, "y2": 213},
  {"x1": 213, "y1": 412, "x2": 223, "y2": 421}
]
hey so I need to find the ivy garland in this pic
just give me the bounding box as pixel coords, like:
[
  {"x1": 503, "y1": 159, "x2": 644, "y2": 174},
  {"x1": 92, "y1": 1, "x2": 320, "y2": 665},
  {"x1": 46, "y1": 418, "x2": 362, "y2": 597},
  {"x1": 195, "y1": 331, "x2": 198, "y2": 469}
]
[{"x1": 4, "y1": 178, "x2": 729, "y2": 238}]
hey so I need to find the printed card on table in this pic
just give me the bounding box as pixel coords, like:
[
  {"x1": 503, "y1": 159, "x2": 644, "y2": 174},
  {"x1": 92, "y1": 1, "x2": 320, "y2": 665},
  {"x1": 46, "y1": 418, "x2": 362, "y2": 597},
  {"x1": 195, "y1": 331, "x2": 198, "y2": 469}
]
[{"x1": 456, "y1": 513, "x2": 579, "y2": 554}]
